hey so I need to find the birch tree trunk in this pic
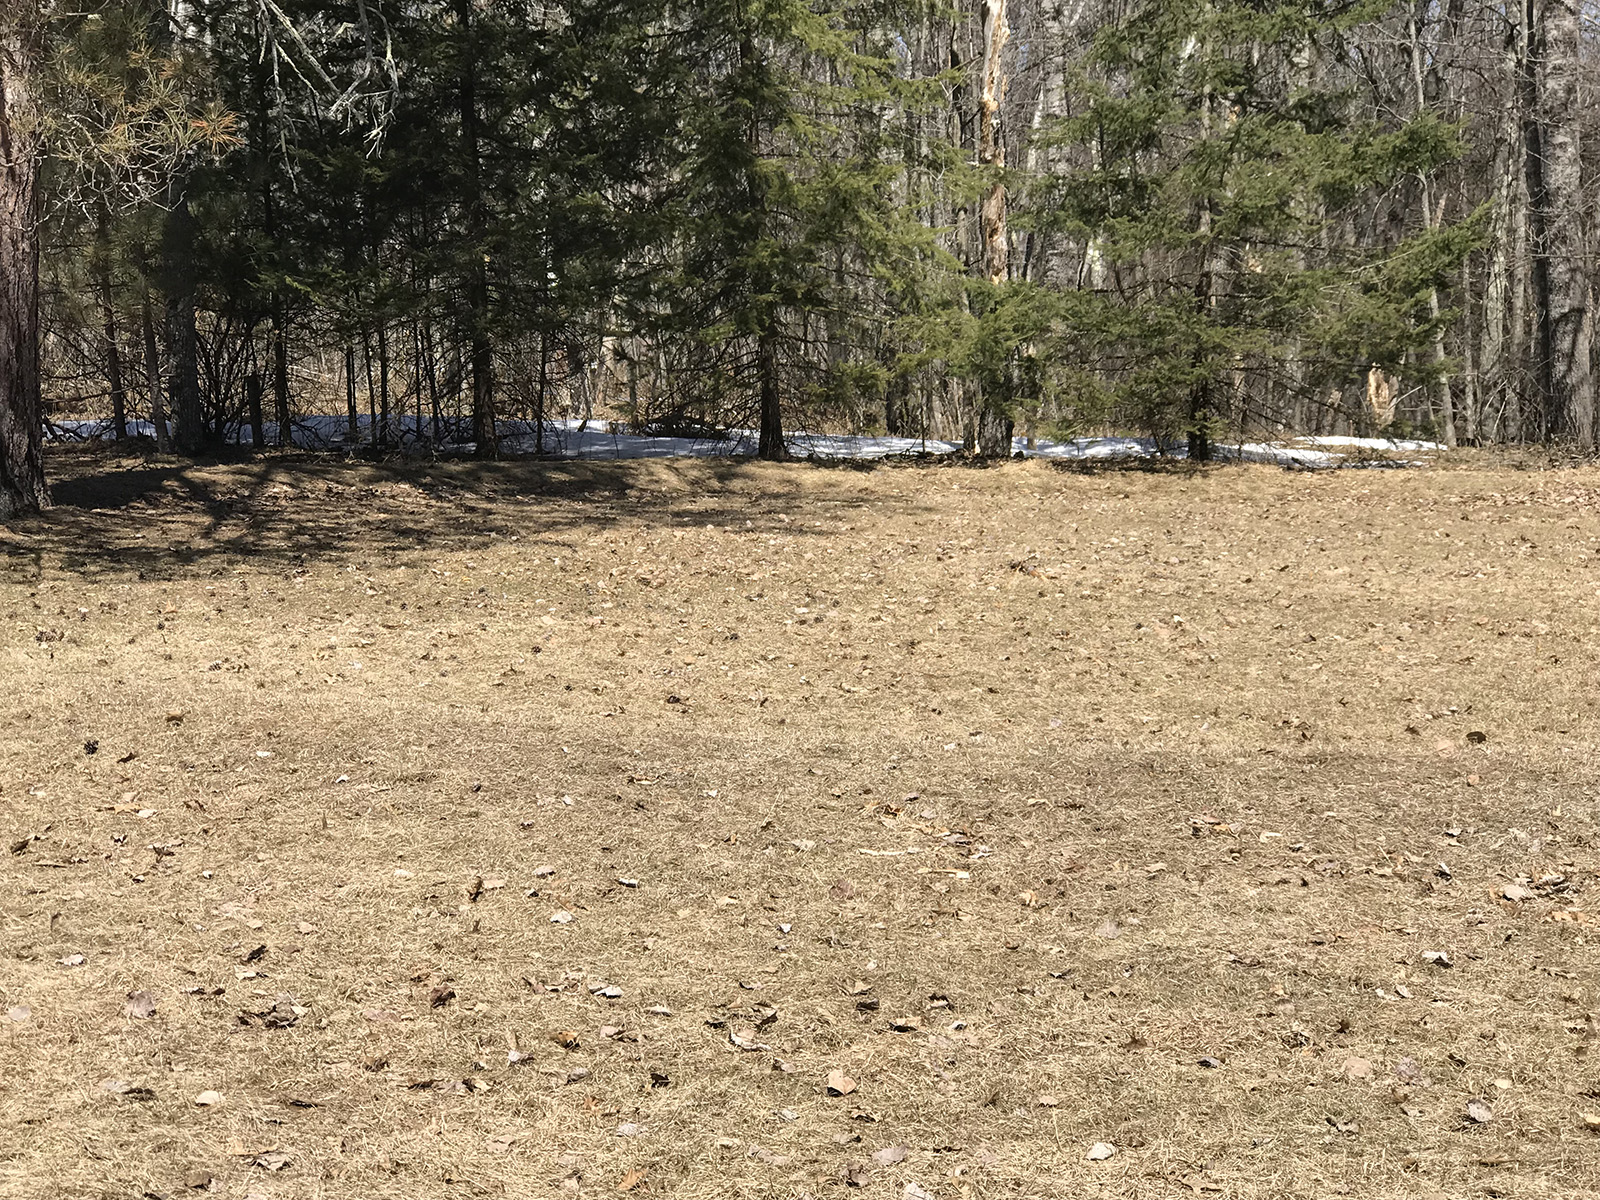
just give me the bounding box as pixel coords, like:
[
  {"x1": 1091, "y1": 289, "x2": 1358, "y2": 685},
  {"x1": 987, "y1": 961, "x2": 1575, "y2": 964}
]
[
  {"x1": 0, "y1": 3, "x2": 48, "y2": 517},
  {"x1": 1409, "y1": 10, "x2": 1455, "y2": 445},
  {"x1": 973, "y1": 0, "x2": 1014, "y2": 457},
  {"x1": 1537, "y1": 0, "x2": 1594, "y2": 445}
]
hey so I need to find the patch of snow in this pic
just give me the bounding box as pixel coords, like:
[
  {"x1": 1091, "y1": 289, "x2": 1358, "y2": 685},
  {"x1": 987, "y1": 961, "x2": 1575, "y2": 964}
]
[{"x1": 45, "y1": 415, "x2": 1437, "y2": 469}]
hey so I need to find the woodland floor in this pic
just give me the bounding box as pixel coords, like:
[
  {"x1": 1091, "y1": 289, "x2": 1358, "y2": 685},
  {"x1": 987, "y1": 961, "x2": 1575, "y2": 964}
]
[{"x1": 3, "y1": 447, "x2": 1600, "y2": 1200}]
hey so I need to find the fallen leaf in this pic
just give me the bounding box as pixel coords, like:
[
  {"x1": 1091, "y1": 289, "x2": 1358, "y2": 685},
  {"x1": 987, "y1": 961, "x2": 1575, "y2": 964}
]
[
  {"x1": 1036, "y1": 1094, "x2": 1059, "y2": 1107},
  {"x1": 1501, "y1": 884, "x2": 1537, "y2": 902},
  {"x1": 1094, "y1": 919, "x2": 1121, "y2": 940},
  {"x1": 1466, "y1": 1098, "x2": 1494, "y2": 1124},
  {"x1": 184, "y1": 1169, "x2": 213, "y2": 1189},
  {"x1": 551, "y1": 910, "x2": 575, "y2": 924},
  {"x1": 871, "y1": 1145, "x2": 909, "y2": 1165},
  {"x1": 429, "y1": 986, "x2": 455, "y2": 1008},
  {"x1": 616, "y1": 1123, "x2": 647, "y2": 1137},
  {"x1": 1581, "y1": 1112, "x2": 1600, "y2": 1132},
  {"x1": 125, "y1": 991, "x2": 157, "y2": 1019},
  {"x1": 1393, "y1": 1057, "x2": 1430, "y2": 1086},
  {"x1": 194, "y1": 1090, "x2": 224, "y2": 1107},
  {"x1": 750, "y1": 1146, "x2": 791, "y2": 1165},
  {"x1": 1421, "y1": 950, "x2": 1452, "y2": 968},
  {"x1": 5, "y1": 1005, "x2": 30, "y2": 1023},
  {"x1": 1086, "y1": 1142, "x2": 1115, "y2": 1161},
  {"x1": 903, "y1": 1185, "x2": 937, "y2": 1200},
  {"x1": 57, "y1": 954, "x2": 85, "y2": 968},
  {"x1": 1342, "y1": 1056, "x2": 1373, "y2": 1081},
  {"x1": 827, "y1": 1069, "x2": 857, "y2": 1096},
  {"x1": 617, "y1": 1168, "x2": 647, "y2": 1192},
  {"x1": 252, "y1": 1149, "x2": 292, "y2": 1172}
]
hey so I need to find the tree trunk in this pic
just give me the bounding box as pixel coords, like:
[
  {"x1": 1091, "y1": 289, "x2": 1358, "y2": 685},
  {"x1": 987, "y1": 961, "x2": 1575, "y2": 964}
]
[
  {"x1": 0, "y1": 4, "x2": 48, "y2": 517},
  {"x1": 345, "y1": 342, "x2": 358, "y2": 439},
  {"x1": 757, "y1": 328, "x2": 786, "y2": 460},
  {"x1": 977, "y1": 0, "x2": 1008, "y2": 288},
  {"x1": 1537, "y1": 0, "x2": 1594, "y2": 445},
  {"x1": 457, "y1": 0, "x2": 497, "y2": 458},
  {"x1": 141, "y1": 283, "x2": 169, "y2": 452},
  {"x1": 1410, "y1": 11, "x2": 1456, "y2": 446},
  {"x1": 95, "y1": 206, "x2": 128, "y2": 442},
  {"x1": 271, "y1": 309, "x2": 290, "y2": 446},
  {"x1": 972, "y1": 0, "x2": 1014, "y2": 457},
  {"x1": 163, "y1": 187, "x2": 204, "y2": 455},
  {"x1": 246, "y1": 374, "x2": 265, "y2": 449}
]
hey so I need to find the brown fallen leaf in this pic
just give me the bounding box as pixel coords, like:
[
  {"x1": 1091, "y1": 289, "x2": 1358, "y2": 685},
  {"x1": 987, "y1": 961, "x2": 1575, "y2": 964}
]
[
  {"x1": 429, "y1": 986, "x2": 456, "y2": 1008},
  {"x1": 617, "y1": 1168, "x2": 647, "y2": 1192},
  {"x1": 827, "y1": 1069, "x2": 857, "y2": 1096},
  {"x1": 251, "y1": 1149, "x2": 292, "y2": 1172},
  {"x1": 1342, "y1": 1056, "x2": 1373, "y2": 1081}
]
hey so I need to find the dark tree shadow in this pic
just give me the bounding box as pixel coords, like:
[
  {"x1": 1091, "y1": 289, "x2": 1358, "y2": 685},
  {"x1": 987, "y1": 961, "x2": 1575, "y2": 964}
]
[{"x1": 5, "y1": 444, "x2": 935, "y2": 582}]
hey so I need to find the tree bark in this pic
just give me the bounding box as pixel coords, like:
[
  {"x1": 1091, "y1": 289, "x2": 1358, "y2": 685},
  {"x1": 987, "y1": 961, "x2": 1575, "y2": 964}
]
[
  {"x1": 1537, "y1": 0, "x2": 1594, "y2": 445},
  {"x1": 0, "y1": 4, "x2": 48, "y2": 517},
  {"x1": 977, "y1": 0, "x2": 1009, "y2": 288},
  {"x1": 95, "y1": 206, "x2": 129, "y2": 441},
  {"x1": 163, "y1": 187, "x2": 204, "y2": 454},
  {"x1": 973, "y1": 0, "x2": 1015, "y2": 457},
  {"x1": 1410, "y1": 10, "x2": 1456, "y2": 446},
  {"x1": 140, "y1": 282, "x2": 169, "y2": 452},
  {"x1": 757, "y1": 328, "x2": 786, "y2": 460},
  {"x1": 457, "y1": 0, "x2": 497, "y2": 458}
]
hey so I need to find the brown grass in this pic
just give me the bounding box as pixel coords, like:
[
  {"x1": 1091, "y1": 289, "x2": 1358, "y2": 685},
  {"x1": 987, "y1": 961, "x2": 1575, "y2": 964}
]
[{"x1": 3, "y1": 447, "x2": 1600, "y2": 1200}]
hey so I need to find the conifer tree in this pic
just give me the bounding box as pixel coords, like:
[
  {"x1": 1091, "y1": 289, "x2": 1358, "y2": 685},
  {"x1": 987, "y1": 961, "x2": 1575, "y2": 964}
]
[
  {"x1": 654, "y1": 0, "x2": 937, "y2": 458},
  {"x1": 1032, "y1": 0, "x2": 1479, "y2": 455}
]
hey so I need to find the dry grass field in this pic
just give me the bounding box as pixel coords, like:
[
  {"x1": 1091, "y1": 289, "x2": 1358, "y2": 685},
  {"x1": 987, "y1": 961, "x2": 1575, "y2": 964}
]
[{"x1": 3, "y1": 448, "x2": 1600, "y2": 1200}]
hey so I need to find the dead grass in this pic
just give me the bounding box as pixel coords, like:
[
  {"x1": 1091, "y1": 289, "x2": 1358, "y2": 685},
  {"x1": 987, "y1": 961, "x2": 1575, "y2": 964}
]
[{"x1": 3, "y1": 446, "x2": 1600, "y2": 1200}]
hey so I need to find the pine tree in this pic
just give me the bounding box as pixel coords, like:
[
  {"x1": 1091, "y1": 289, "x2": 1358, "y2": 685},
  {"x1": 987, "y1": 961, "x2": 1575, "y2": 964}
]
[
  {"x1": 1, "y1": 1, "x2": 49, "y2": 517},
  {"x1": 1031, "y1": 0, "x2": 1480, "y2": 455},
  {"x1": 651, "y1": 0, "x2": 938, "y2": 458}
]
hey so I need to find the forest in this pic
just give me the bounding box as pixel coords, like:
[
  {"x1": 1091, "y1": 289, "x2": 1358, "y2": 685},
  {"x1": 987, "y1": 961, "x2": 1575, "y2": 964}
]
[{"x1": 0, "y1": 0, "x2": 1595, "y2": 517}]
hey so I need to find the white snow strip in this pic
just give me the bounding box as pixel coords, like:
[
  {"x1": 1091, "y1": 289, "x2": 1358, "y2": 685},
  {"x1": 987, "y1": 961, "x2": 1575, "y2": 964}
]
[{"x1": 45, "y1": 416, "x2": 1440, "y2": 468}]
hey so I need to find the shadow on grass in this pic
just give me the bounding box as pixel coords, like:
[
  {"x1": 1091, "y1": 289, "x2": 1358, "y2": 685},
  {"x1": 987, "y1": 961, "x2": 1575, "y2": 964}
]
[{"x1": 6, "y1": 443, "x2": 928, "y2": 581}]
